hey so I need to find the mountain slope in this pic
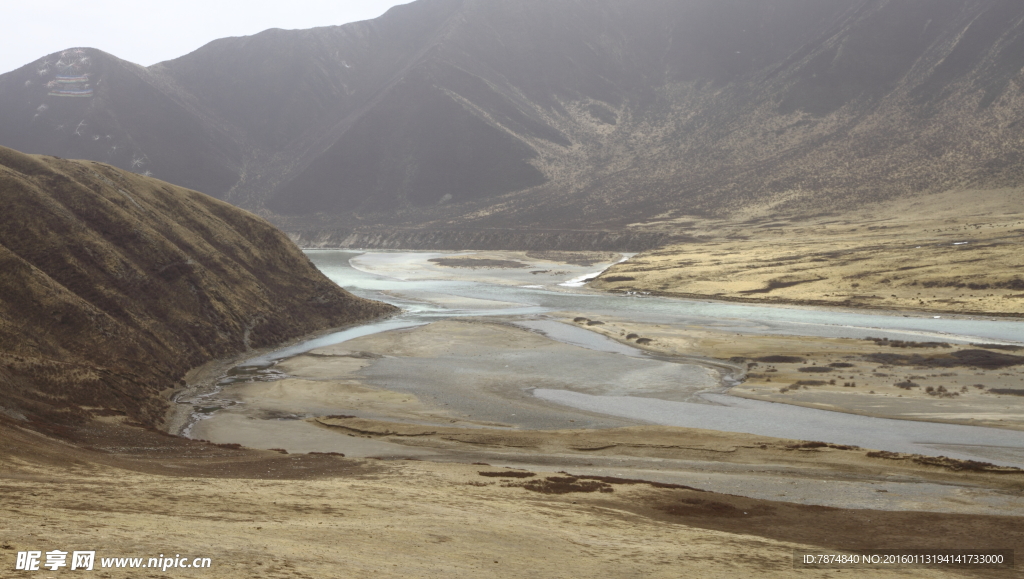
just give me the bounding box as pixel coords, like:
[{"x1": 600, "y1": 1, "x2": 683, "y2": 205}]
[
  {"x1": 0, "y1": 146, "x2": 396, "y2": 429},
  {"x1": 0, "y1": 49, "x2": 241, "y2": 197},
  {"x1": 1, "y1": 0, "x2": 1023, "y2": 235}
]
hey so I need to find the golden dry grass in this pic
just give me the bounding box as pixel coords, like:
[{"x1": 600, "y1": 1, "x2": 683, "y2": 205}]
[
  {"x1": 594, "y1": 189, "x2": 1024, "y2": 316},
  {"x1": 2, "y1": 420, "x2": 1019, "y2": 579}
]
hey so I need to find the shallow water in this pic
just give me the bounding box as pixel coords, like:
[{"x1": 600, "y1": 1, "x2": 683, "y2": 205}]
[
  {"x1": 321, "y1": 250, "x2": 1024, "y2": 345},
  {"x1": 197, "y1": 250, "x2": 1024, "y2": 466},
  {"x1": 534, "y1": 389, "x2": 1024, "y2": 465}
]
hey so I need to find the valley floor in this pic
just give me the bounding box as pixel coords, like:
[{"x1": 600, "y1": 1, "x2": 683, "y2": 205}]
[{"x1": 5, "y1": 244, "x2": 1023, "y2": 577}]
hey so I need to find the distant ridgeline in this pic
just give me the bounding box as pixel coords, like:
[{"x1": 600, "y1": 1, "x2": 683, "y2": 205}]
[
  {"x1": 16, "y1": 47, "x2": 161, "y2": 182},
  {"x1": 41, "y1": 49, "x2": 93, "y2": 98},
  {"x1": 4, "y1": 1, "x2": 1024, "y2": 231}
]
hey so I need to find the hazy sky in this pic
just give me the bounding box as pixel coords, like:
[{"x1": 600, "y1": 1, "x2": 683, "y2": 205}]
[{"x1": 1, "y1": 1, "x2": 409, "y2": 75}]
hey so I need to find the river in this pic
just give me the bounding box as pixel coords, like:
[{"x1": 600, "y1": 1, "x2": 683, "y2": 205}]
[{"x1": 192, "y1": 250, "x2": 1024, "y2": 468}]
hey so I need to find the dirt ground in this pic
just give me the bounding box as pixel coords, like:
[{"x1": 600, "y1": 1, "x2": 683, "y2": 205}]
[{"x1": 2, "y1": 419, "x2": 1021, "y2": 578}]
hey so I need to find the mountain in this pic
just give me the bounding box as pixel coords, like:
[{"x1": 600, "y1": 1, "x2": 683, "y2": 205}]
[
  {"x1": 1, "y1": 0, "x2": 1023, "y2": 239},
  {"x1": 0, "y1": 145, "x2": 396, "y2": 430},
  {"x1": 0, "y1": 49, "x2": 241, "y2": 199}
]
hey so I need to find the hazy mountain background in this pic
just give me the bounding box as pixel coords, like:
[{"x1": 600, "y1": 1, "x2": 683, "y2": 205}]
[{"x1": 2, "y1": 0, "x2": 1023, "y2": 237}]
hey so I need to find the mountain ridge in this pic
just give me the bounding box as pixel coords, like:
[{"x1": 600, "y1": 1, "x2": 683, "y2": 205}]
[{"x1": 2, "y1": 0, "x2": 1023, "y2": 236}]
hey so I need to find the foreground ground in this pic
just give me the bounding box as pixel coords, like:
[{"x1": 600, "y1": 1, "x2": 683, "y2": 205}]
[{"x1": 1, "y1": 420, "x2": 1021, "y2": 578}]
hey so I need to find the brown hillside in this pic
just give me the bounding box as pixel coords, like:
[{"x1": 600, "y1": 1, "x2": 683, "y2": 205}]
[{"x1": 0, "y1": 146, "x2": 396, "y2": 431}]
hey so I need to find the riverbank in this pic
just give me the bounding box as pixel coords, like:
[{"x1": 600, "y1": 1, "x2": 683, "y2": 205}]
[
  {"x1": 165, "y1": 313, "x2": 403, "y2": 437},
  {"x1": 184, "y1": 319, "x2": 689, "y2": 449},
  {"x1": 15, "y1": 247, "x2": 1019, "y2": 577}
]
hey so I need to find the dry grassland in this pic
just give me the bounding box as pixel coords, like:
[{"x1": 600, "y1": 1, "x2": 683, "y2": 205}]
[
  {"x1": 2, "y1": 420, "x2": 1021, "y2": 579},
  {"x1": 593, "y1": 189, "x2": 1024, "y2": 316}
]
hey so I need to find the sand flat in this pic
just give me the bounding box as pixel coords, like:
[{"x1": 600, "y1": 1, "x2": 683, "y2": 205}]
[
  {"x1": 351, "y1": 250, "x2": 626, "y2": 288},
  {"x1": 557, "y1": 312, "x2": 1024, "y2": 430}
]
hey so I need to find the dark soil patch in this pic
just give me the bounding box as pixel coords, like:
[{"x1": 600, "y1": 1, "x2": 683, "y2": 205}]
[
  {"x1": 571, "y1": 475, "x2": 702, "y2": 491},
  {"x1": 787, "y1": 441, "x2": 859, "y2": 450},
  {"x1": 865, "y1": 349, "x2": 1024, "y2": 369},
  {"x1": 867, "y1": 338, "x2": 951, "y2": 349},
  {"x1": 428, "y1": 258, "x2": 528, "y2": 269},
  {"x1": 638, "y1": 490, "x2": 1024, "y2": 556},
  {"x1": 756, "y1": 356, "x2": 805, "y2": 363},
  {"x1": 829, "y1": 362, "x2": 855, "y2": 368},
  {"x1": 508, "y1": 473, "x2": 706, "y2": 495},
  {"x1": 601, "y1": 275, "x2": 636, "y2": 282},
  {"x1": 658, "y1": 498, "x2": 752, "y2": 518},
  {"x1": 797, "y1": 366, "x2": 834, "y2": 373},
  {"x1": 478, "y1": 471, "x2": 535, "y2": 478},
  {"x1": 988, "y1": 389, "x2": 1024, "y2": 396},
  {"x1": 738, "y1": 277, "x2": 824, "y2": 294},
  {"x1": 973, "y1": 343, "x2": 1024, "y2": 351},
  {"x1": 866, "y1": 451, "x2": 1023, "y2": 473}
]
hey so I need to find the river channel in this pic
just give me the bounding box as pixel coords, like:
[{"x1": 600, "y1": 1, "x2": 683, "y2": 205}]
[{"x1": 183, "y1": 250, "x2": 1024, "y2": 469}]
